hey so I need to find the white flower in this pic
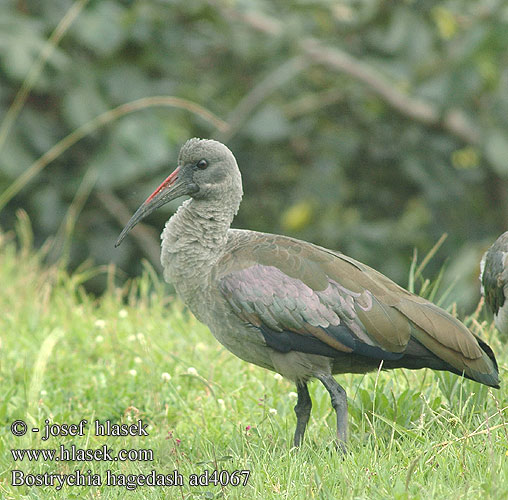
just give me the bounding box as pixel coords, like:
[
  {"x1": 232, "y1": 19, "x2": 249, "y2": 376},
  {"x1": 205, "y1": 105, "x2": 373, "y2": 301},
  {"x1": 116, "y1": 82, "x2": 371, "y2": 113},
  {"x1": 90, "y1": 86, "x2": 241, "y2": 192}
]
[
  {"x1": 127, "y1": 334, "x2": 136, "y2": 342},
  {"x1": 40, "y1": 390, "x2": 47, "y2": 396},
  {"x1": 161, "y1": 372, "x2": 172, "y2": 382},
  {"x1": 118, "y1": 309, "x2": 128, "y2": 318},
  {"x1": 187, "y1": 367, "x2": 198, "y2": 376},
  {"x1": 274, "y1": 373, "x2": 283, "y2": 381},
  {"x1": 217, "y1": 398, "x2": 225, "y2": 407},
  {"x1": 134, "y1": 356, "x2": 142, "y2": 364},
  {"x1": 136, "y1": 332, "x2": 145, "y2": 343},
  {"x1": 269, "y1": 408, "x2": 278, "y2": 415},
  {"x1": 94, "y1": 319, "x2": 106, "y2": 329},
  {"x1": 95, "y1": 335, "x2": 104, "y2": 343},
  {"x1": 288, "y1": 392, "x2": 298, "y2": 399},
  {"x1": 128, "y1": 369, "x2": 137, "y2": 377}
]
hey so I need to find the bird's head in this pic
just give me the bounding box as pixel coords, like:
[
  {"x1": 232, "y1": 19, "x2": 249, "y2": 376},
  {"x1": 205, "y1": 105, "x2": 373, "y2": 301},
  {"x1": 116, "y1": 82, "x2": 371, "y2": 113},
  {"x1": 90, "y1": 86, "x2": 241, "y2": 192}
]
[{"x1": 115, "y1": 138, "x2": 241, "y2": 247}]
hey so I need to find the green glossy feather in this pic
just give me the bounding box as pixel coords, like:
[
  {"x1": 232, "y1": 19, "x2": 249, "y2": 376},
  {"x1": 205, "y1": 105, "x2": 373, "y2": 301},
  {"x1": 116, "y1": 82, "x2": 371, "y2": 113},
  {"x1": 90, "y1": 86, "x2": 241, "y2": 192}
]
[{"x1": 218, "y1": 231, "x2": 499, "y2": 387}]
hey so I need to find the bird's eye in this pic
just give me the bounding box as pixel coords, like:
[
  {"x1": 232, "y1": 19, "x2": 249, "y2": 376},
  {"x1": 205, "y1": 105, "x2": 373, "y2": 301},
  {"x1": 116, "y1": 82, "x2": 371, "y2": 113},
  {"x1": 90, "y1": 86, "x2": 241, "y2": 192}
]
[{"x1": 197, "y1": 159, "x2": 208, "y2": 169}]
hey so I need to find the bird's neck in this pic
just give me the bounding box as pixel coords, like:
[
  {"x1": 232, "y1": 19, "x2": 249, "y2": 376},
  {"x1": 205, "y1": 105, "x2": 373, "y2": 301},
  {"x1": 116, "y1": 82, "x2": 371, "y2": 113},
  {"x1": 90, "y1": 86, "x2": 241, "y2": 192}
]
[{"x1": 160, "y1": 196, "x2": 239, "y2": 304}]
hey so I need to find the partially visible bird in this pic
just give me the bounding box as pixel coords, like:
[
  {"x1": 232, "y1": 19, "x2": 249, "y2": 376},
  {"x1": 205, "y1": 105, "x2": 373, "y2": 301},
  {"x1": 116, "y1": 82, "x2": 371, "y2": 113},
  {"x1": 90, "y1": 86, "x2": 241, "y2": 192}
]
[
  {"x1": 481, "y1": 231, "x2": 508, "y2": 335},
  {"x1": 116, "y1": 138, "x2": 499, "y2": 449}
]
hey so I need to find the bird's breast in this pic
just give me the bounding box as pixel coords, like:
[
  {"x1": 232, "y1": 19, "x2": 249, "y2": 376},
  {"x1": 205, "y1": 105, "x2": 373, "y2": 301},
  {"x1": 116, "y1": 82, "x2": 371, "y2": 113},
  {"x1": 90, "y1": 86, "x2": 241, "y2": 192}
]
[
  {"x1": 494, "y1": 284, "x2": 508, "y2": 333},
  {"x1": 204, "y1": 301, "x2": 275, "y2": 370}
]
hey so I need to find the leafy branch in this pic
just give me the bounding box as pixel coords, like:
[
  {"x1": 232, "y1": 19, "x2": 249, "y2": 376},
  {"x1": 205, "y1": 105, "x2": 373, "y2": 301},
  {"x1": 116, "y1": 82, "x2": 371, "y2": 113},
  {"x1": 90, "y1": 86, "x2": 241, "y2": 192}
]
[{"x1": 210, "y1": 0, "x2": 480, "y2": 145}]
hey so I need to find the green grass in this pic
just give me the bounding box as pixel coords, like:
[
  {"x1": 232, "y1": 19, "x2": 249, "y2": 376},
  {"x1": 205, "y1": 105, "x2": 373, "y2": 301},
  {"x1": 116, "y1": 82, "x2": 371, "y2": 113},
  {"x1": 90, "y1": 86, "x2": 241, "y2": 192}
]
[{"x1": 0, "y1": 225, "x2": 507, "y2": 500}]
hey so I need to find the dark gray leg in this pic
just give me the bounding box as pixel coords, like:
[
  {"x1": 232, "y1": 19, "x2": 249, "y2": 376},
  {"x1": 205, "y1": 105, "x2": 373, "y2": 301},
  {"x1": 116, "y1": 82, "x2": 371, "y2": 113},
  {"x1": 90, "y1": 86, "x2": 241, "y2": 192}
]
[
  {"x1": 316, "y1": 374, "x2": 348, "y2": 452},
  {"x1": 293, "y1": 382, "x2": 312, "y2": 447}
]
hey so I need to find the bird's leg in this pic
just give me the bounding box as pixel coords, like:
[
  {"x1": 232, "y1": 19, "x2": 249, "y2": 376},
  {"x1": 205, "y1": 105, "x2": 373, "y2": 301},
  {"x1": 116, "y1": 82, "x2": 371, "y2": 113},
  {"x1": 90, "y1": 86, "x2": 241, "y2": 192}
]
[
  {"x1": 316, "y1": 374, "x2": 348, "y2": 452},
  {"x1": 293, "y1": 382, "x2": 312, "y2": 447}
]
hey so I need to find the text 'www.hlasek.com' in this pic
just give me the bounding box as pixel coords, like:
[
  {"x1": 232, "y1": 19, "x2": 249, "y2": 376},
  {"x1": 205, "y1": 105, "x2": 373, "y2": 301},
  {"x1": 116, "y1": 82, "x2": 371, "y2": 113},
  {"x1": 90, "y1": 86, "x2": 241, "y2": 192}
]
[{"x1": 9, "y1": 419, "x2": 250, "y2": 491}]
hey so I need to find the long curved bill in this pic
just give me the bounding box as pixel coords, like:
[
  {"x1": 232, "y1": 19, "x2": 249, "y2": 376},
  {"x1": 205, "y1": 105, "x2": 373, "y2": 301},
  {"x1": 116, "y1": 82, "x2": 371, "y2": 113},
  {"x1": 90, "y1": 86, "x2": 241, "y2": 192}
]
[{"x1": 115, "y1": 166, "x2": 185, "y2": 247}]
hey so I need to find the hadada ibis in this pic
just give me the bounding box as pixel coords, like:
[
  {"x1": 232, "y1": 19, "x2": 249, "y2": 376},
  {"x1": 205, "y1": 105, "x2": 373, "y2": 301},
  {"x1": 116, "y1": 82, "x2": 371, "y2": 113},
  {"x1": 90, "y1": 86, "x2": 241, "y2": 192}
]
[
  {"x1": 481, "y1": 231, "x2": 508, "y2": 334},
  {"x1": 116, "y1": 138, "x2": 499, "y2": 449}
]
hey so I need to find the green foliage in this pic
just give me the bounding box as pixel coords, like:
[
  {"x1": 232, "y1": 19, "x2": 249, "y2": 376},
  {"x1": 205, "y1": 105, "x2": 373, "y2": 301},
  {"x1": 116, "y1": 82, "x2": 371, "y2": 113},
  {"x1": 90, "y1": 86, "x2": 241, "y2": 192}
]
[
  {"x1": 0, "y1": 1, "x2": 507, "y2": 307},
  {"x1": 0, "y1": 225, "x2": 507, "y2": 499}
]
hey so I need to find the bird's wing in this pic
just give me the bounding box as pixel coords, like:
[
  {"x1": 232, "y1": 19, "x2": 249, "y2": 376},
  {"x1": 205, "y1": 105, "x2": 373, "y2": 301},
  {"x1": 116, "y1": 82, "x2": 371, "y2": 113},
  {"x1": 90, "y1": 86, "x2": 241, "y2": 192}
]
[
  {"x1": 217, "y1": 232, "x2": 498, "y2": 386},
  {"x1": 481, "y1": 231, "x2": 508, "y2": 316}
]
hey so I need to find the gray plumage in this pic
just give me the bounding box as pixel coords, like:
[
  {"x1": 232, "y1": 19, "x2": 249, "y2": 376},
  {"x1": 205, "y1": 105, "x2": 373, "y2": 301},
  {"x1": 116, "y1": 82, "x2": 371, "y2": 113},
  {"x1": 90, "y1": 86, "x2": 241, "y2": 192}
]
[
  {"x1": 481, "y1": 231, "x2": 508, "y2": 334},
  {"x1": 116, "y1": 138, "x2": 499, "y2": 449}
]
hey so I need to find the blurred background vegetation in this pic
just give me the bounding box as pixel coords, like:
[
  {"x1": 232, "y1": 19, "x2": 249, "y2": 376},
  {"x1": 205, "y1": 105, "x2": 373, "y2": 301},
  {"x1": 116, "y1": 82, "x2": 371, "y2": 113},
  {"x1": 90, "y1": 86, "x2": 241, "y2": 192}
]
[{"x1": 0, "y1": 0, "x2": 507, "y2": 311}]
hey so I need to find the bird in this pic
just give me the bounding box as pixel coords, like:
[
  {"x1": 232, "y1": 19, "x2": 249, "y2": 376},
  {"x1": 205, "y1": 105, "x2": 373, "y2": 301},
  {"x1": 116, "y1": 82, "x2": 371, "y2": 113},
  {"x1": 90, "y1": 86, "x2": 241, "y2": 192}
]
[
  {"x1": 480, "y1": 231, "x2": 508, "y2": 335},
  {"x1": 116, "y1": 138, "x2": 499, "y2": 449}
]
